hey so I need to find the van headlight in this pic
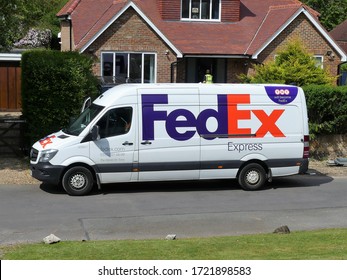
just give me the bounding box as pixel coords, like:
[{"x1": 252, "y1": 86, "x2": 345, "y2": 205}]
[{"x1": 39, "y1": 149, "x2": 58, "y2": 162}]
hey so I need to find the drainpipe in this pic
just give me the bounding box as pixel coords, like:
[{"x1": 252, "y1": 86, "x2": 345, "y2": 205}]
[
  {"x1": 68, "y1": 15, "x2": 72, "y2": 51},
  {"x1": 337, "y1": 61, "x2": 347, "y2": 86},
  {"x1": 170, "y1": 61, "x2": 177, "y2": 83}
]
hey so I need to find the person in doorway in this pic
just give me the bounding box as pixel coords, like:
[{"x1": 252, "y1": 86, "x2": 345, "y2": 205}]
[{"x1": 203, "y1": 69, "x2": 213, "y2": 83}]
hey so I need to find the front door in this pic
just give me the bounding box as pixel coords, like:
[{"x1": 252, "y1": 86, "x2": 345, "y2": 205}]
[
  {"x1": 186, "y1": 58, "x2": 227, "y2": 83},
  {"x1": 89, "y1": 106, "x2": 137, "y2": 183}
]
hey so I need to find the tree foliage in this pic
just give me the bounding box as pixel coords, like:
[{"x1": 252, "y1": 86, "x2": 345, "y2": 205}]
[
  {"x1": 21, "y1": 50, "x2": 99, "y2": 144},
  {"x1": 302, "y1": 0, "x2": 347, "y2": 31},
  {"x1": 242, "y1": 39, "x2": 336, "y2": 86},
  {"x1": 0, "y1": 0, "x2": 67, "y2": 51}
]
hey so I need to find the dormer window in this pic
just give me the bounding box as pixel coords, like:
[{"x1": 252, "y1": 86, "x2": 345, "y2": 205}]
[{"x1": 181, "y1": 0, "x2": 220, "y2": 21}]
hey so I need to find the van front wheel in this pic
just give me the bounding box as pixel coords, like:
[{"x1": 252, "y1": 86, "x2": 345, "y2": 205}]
[
  {"x1": 62, "y1": 166, "x2": 94, "y2": 196},
  {"x1": 238, "y1": 163, "x2": 266, "y2": 191}
]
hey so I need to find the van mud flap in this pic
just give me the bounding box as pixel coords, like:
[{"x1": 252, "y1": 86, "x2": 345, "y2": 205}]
[
  {"x1": 267, "y1": 169, "x2": 273, "y2": 183},
  {"x1": 96, "y1": 173, "x2": 102, "y2": 190}
]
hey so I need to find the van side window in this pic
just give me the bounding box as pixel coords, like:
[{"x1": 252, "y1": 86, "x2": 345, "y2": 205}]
[{"x1": 97, "y1": 107, "x2": 132, "y2": 138}]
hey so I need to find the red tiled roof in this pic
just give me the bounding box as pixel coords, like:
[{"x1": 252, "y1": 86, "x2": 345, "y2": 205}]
[
  {"x1": 330, "y1": 20, "x2": 347, "y2": 53},
  {"x1": 57, "y1": 0, "x2": 319, "y2": 56},
  {"x1": 331, "y1": 20, "x2": 347, "y2": 42}
]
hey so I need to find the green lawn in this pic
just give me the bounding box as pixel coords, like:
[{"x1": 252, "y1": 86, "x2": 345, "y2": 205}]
[{"x1": 1, "y1": 229, "x2": 347, "y2": 260}]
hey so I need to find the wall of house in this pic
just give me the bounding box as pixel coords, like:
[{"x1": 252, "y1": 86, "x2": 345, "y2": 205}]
[
  {"x1": 226, "y1": 59, "x2": 248, "y2": 83},
  {"x1": 257, "y1": 14, "x2": 342, "y2": 79},
  {"x1": 86, "y1": 8, "x2": 176, "y2": 83},
  {"x1": 60, "y1": 20, "x2": 74, "y2": 51}
]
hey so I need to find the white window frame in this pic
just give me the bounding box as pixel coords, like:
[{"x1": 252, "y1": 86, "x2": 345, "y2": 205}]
[
  {"x1": 101, "y1": 52, "x2": 157, "y2": 83},
  {"x1": 181, "y1": 0, "x2": 221, "y2": 21},
  {"x1": 274, "y1": 54, "x2": 324, "y2": 69},
  {"x1": 313, "y1": 55, "x2": 324, "y2": 69}
]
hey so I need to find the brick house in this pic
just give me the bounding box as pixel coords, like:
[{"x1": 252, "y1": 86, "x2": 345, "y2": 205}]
[{"x1": 57, "y1": 0, "x2": 346, "y2": 85}]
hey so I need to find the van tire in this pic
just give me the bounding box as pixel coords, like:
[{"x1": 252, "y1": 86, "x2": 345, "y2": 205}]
[
  {"x1": 238, "y1": 163, "x2": 266, "y2": 191},
  {"x1": 62, "y1": 166, "x2": 94, "y2": 196}
]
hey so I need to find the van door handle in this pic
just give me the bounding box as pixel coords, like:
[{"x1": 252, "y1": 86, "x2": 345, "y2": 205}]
[
  {"x1": 141, "y1": 140, "x2": 152, "y2": 145},
  {"x1": 122, "y1": 141, "x2": 133, "y2": 146}
]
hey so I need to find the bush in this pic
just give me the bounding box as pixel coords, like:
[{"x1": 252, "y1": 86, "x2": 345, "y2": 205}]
[
  {"x1": 241, "y1": 39, "x2": 336, "y2": 86},
  {"x1": 303, "y1": 85, "x2": 347, "y2": 137},
  {"x1": 21, "y1": 50, "x2": 99, "y2": 145}
]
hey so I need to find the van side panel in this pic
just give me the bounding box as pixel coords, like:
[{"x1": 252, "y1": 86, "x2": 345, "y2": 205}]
[{"x1": 138, "y1": 87, "x2": 201, "y2": 181}]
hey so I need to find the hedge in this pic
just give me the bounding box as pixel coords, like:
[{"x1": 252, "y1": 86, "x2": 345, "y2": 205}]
[
  {"x1": 303, "y1": 85, "x2": 347, "y2": 137},
  {"x1": 21, "y1": 50, "x2": 99, "y2": 145}
]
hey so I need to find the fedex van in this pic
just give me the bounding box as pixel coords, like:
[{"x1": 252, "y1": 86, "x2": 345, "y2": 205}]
[{"x1": 30, "y1": 84, "x2": 309, "y2": 195}]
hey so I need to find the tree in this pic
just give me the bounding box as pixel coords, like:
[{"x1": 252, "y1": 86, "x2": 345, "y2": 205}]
[
  {"x1": 242, "y1": 39, "x2": 336, "y2": 86},
  {"x1": 302, "y1": 0, "x2": 347, "y2": 31},
  {"x1": 0, "y1": 0, "x2": 23, "y2": 51},
  {"x1": 0, "y1": 0, "x2": 67, "y2": 51}
]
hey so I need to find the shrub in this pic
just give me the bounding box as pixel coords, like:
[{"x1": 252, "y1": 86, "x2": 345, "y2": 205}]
[
  {"x1": 21, "y1": 50, "x2": 99, "y2": 145},
  {"x1": 241, "y1": 39, "x2": 336, "y2": 86},
  {"x1": 303, "y1": 85, "x2": 347, "y2": 137}
]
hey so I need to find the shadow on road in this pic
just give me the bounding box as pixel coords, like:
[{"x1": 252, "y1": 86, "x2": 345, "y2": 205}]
[{"x1": 39, "y1": 173, "x2": 335, "y2": 196}]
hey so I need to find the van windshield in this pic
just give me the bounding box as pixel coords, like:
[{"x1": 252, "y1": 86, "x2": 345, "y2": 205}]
[{"x1": 63, "y1": 104, "x2": 104, "y2": 136}]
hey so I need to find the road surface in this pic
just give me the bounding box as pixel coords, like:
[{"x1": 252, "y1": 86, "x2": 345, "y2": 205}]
[{"x1": 0, "y1": 174, "x2": 346, "y2": 244}]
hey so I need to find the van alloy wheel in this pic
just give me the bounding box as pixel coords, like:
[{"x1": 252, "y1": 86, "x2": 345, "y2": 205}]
[
  {"x1": 238, "y1": 163, "x2": 266, "y2": 191},
  {"x1": 62, "y1": 166, "x2": 94, "y2": 196}
]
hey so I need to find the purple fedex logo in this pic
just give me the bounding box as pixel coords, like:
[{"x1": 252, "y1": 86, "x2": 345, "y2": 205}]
[{"x1": 142, "y1": 92, "x2": 288, "y2": 141}]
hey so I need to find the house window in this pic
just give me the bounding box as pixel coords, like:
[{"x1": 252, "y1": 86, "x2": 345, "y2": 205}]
[
  {"x1": 314, "y1": 55, "x2": 323, "y2": 69},
  {"x1": 274, "y1": 55, "x2": 324, "y2": 69},
  {"x1": 101, "y1": 52, "x2": 156, "y2": 83},
  {"x1": 181, "y1": 0, "x2": 220, "y2": 20}
]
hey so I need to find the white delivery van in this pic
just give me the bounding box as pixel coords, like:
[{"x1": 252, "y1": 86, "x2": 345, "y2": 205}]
[{"x1": 30, "y1": 83, "x2": 309, "y2": 195}]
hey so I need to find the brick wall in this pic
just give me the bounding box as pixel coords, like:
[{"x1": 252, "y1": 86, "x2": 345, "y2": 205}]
[
  {"x1": 60, "y1": 20, "x2": 75, "y2": 51},
  {"x1": 257, "y1": 14, "x2": 342, "y2": 78},
  {"x1": 87, "y1": 8, "x2": 176, "y2": 83},
  {"x1": 226, "y1": 59, "x2": 248, "y2": 83}
]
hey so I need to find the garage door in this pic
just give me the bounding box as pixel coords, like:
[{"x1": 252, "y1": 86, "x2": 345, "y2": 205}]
[{"x1": 0, "y1": 61, "x2": 22, "y2": 111}]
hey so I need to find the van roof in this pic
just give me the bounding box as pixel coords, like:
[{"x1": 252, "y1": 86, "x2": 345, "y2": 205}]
[{"x1": 93, "y1": 83, "x2": 300, "y2": 107}]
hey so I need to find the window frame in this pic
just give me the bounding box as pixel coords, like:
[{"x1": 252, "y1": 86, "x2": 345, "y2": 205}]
[
  {"x1": 313, "y1": 55, "x2": 324, "y2": 69},
  {"x1": 181, "y1": 0, "x2": 221, "y2": 21},
  {"x1": 96, "y1": 107, "x2": 133, "y2": 139},
  {"x1": 101, "y1": 52, "x2": 157, "y2": 83}
]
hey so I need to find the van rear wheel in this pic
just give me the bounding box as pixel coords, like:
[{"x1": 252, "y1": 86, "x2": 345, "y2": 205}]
[
  {"x1": 238, "y1": 163, "x2": 266, "y2": 191},
  {"x1": 62, "y1": 166, "x2": 94, "y2": 196}
]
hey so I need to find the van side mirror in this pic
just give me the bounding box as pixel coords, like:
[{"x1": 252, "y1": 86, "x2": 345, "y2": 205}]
[
  {"x1": 81, "y1": 97, "x2": 92, "y2": 113},
  {"x1": 91, "y1": 125, "x2": 100, "y2": 141}
]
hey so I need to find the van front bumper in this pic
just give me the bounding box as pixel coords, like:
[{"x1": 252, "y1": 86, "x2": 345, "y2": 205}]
[{"x1": 31, "y1": 163, "x2": 65, "y2": 185}]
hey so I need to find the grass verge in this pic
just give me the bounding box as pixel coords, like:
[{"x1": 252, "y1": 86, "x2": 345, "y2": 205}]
[{"x1": 1, "y1": 228, "x2": 347, "y2": 260}]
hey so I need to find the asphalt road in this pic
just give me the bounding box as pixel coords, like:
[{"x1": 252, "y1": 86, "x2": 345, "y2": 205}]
[{"x1": 0, "y1": 174, "x2": 347, "y2": 244}]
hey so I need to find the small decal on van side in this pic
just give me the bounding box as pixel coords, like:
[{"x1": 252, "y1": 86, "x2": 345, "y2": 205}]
[{"x1": 265, "y1": 86, "x2": 298, "y2": 105}]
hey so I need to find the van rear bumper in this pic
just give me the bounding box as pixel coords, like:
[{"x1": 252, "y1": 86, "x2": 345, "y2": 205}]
[{"x1": 31, "y1": 163, "x2": 64, "y2": 185}]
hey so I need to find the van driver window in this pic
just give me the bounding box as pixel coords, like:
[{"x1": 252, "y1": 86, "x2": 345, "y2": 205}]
[{"x1": 97, "y1": 107, "x2": 132, "y2": 138}]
